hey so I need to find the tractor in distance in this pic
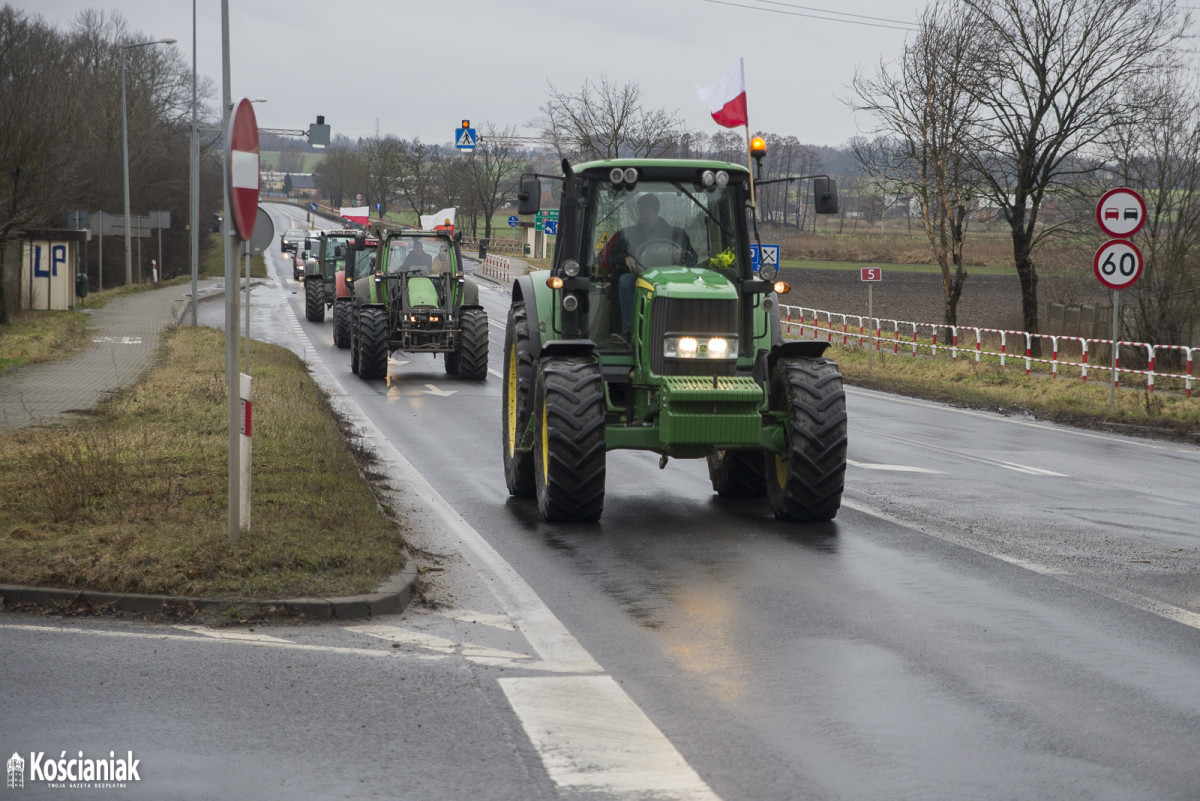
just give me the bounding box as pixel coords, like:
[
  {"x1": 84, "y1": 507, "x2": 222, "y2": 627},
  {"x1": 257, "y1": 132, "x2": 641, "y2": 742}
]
[
  {"x1": 346, "y1": 228, "x2": 488, "y2": 381},
  {"x1": 332, "y1": 234, "x2": 378, "y2": 349},
  {"x1": 502, "y1": 156, "x2": 846, "y2": 523},
  {"x1": 304, "y1": 228, "x2": 359, "y2": 323}
]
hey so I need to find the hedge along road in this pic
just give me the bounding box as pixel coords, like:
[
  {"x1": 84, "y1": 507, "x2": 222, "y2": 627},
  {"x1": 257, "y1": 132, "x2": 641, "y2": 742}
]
[{"x1": 7, "y1": 203, "x2": 1200, "y2": 801}]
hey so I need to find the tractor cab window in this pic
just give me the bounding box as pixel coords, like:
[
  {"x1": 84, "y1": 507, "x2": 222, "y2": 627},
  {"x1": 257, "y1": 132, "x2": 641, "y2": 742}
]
[
  {"x1": 431, "y1": 241, "x2": 454, "y2": 276},
  {"x1": 387, "y1": 237, "x2": 436, "y2": 273},
  {"x1": 352, "y1": 245, "x2": 376, "y2": 280},
  {"x1": 585, "y1": 177, "x2": 743, "y2": 347}
]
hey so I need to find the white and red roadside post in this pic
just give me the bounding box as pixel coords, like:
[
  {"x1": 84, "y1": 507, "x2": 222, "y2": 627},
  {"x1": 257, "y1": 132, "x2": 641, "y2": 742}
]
[
  {"x1": 226, "y1": 97, "x2": 259, "y2": 543},
  {"x1": 861, "y1": 267, "x2": 882, "y2": 368},
  {"x1": 1095, "y1": 187, "x2": 1146, "y2": 407}
]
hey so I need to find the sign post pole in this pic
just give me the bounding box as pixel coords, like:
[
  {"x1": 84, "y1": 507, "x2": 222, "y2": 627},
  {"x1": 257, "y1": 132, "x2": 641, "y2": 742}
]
[
  {"x1": 225, "y1": 94, "x2": 260, "y2": 543},
  {"x1": 1094, "y1": 186, "x2": 1145, "y2": 410}
]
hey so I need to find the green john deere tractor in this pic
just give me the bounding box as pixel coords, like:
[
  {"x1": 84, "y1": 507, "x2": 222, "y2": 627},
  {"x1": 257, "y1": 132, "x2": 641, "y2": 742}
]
[
  {"x1": 304, "y1": 228, "x2": 358, "y2": 323},
  {"x1": 502, "y1": 157, "x2": 846, "y2": 523},
  {"x1": 346, "y1": 228, "x2": 488, "y2": 381}
]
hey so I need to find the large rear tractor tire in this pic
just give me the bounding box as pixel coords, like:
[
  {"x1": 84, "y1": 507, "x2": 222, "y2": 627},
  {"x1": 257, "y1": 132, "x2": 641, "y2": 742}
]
[
  {"x1": 707, "y1": 450, "x2": 766, "y2": 498},
  {"x1": 358, "y1": 307, "x2": 389, "y2": 380},
  {"x1": 502, "y1": 302, "x2": 536, "y2": 497},
  {"x1": 454, "y1": 309, "x2": 489, "y2": 380},
  {"x1": 765, "y1": 357, "x2": 847, "y2": 521},
  {"x1": 533, "y1": 357, "x2": 606, "y2": 523},
  {"x1": 305, "y1": 279, "x2": 325, "y2": 322},
  {"x1": 333, "y1": 299, "x2": 352, "y2": 349}
]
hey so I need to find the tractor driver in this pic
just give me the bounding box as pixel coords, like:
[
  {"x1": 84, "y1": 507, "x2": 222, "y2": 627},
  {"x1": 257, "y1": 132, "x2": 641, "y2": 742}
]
[
  {"x1": 608, "y1": 193, "x2": 696, "y2": 339},
  {"x1": 400, "y1": 239, "x2": 433, "y2": 271}
]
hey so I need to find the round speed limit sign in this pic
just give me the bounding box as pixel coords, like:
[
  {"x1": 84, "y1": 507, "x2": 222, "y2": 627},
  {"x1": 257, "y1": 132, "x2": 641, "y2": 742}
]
[{"x1": 1093, "y1": 239, "x2": 1143, "y2": 290}]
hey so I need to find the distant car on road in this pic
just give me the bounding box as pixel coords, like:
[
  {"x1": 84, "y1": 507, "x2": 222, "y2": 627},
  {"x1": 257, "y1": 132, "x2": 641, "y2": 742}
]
[{"x1": 280, "y1": 228, "x2": 306, "y2": 253}]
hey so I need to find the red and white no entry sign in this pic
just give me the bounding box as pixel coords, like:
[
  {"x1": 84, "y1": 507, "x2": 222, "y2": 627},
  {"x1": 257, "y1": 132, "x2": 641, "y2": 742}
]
[
  {"x1": 1096, "y1": 187, "x2": 1146, "y2": 238},
  {"x1": 226, "y1": 98, "x2": 260, "y2": 241},
  {"x1": 1093, "y1": 239, "x2": 1143, "y2": 290}
]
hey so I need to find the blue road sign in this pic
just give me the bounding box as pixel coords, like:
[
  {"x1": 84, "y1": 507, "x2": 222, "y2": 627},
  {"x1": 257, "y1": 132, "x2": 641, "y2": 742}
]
[
  {"x1": 308, "y1": 202, "x2": 318, "y2": 212},
  {"x1": 455, "y1": 127, "x2": 477, "y2": 151},
  {"x1": 543, "y1": 219, "x2": 558, "y2": 235},
  {"x1": 508, "y1": 215, "x2": 519, "y2": 228},
  {"x1": 749, "y1": 244, "x2": 779, "y2": 272},
  {"x1": 374, "y1": 203, "x2": 382, "y2": 211}
]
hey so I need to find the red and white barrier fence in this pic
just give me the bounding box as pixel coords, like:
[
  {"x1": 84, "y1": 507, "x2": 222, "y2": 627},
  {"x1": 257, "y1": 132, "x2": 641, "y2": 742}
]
[
  {"x1": 782, "y1": 305, "x2": 1196, "y2": 398},
  {"x1": 478, "y1": 254, "x2": 511, "y2": 282}
]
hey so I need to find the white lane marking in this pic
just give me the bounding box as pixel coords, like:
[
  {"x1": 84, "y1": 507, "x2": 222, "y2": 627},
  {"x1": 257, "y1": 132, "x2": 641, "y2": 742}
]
[
  {"x1": 500, "y1": 676, "x2": 721, "y2": 800},
  {"x1": 422, "y1": 384, "x2": 457, "y2": 397},
  {"x1": 488, "y1": 368, "x2": 503, "y2": 379},
  {"x1": 298, "y1": 292, "x2": 724, "y2": 796},
  {"x1": 995, "y1": 460, "x2": 1068, "y2": 477},
  {"x1": 841, "y1": 498, "x2": 1200, "y2": 632},
  {"x1": 864, "y1": 430, "x2": 1070, "y2": 478},
  {"x1": 847, "y1": 459, "x2": 945, "y2": 474},
  {"x1": 1, "y1": 623, "x2": 404, "y2": 658},
  {"x1": 174, "y1": 625, "x2": 292, "y2": 643},
  {"x1": 348, "y1": 623, "x2": 588, "y2": 673}
]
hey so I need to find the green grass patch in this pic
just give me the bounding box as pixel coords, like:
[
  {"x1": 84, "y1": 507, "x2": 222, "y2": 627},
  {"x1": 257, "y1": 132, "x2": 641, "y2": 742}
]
[
  {"x1": 781, "y1": 259, "x2": 1012, "y2": 277},
  {"x1": 0, "y1": 326, "x2": 407, "y2": 599},
  {"x1": 0, "y1": 309, "x2": 91, "y2": 372},
  {"x1": 830, "y1": 344, "x2": 1200, "y2": 440}
]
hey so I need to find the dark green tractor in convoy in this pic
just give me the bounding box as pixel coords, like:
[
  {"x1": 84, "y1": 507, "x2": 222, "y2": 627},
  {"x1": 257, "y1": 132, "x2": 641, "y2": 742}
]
[
  {"x1": 346, "y1": 228, "x2": 488, "y2": 381},
  {"x1": 503, "y1": 157, "x2": 846, "y2": 523},
  {"x1": 304, "y1": 228, "x2": 358, "y2": 323}
]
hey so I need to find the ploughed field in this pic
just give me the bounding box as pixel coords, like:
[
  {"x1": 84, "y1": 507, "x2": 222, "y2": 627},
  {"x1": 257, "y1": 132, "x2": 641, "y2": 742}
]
[{"x1": 780, "y1": 267, "x2": 1111, "y2": 332}]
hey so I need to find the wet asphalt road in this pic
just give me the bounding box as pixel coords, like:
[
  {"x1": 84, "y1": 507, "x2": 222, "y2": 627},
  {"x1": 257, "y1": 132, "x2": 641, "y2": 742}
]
[{"x1": 4, "y1": 203, "x2": 1199, "y2": 800}]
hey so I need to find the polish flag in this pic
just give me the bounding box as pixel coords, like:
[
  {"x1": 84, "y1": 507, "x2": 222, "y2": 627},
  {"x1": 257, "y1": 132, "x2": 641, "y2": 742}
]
[
  {"x1": 696, "y1": 58, "x2": 748, "y2": 129},
  {"x1": 340, "y1": 206, "x2": 369, "y2": 225}
]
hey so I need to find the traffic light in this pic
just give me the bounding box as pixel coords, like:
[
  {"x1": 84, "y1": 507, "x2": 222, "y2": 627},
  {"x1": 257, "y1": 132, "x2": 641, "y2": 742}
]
[{"x1": 308, "y1": 115, "x2": 330, "y2": 148}]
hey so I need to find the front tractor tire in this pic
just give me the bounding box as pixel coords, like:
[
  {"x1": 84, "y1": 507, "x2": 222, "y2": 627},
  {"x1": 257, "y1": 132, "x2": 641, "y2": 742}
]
[
  {"x1": 765, "y1": 357, "x2": 848, "y2": 522},
  {"x1": 502, "y1": 302, "x2": 536, "y2": 497},
  {"x1": 357, "y1": 307, "x2": 390, "y2": 380},
  {"x1": 533, "y1": 357, "x2": 607, "y2": 523},
  {"x1": 305, "y1": 279, "x2": 325, "y2": 322},
  {"x1": 333, "y1": 300, "x2": 352, "y2": 349},
  {"x1": 450, "y1": 308, "x2": 489, "y2": 380}
]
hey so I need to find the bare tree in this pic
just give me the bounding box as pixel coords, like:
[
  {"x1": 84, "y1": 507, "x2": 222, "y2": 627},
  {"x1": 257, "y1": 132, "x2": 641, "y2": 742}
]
[
  {"x1": 1103, "y1": 76, "x2": 1200, "y2": 354},
  {"x1": 313, "y1": 145, "x2": 366, "y2": 209},
  {"x1": 852, "y1": 0, "x2": 983, "y2": 326},
  {"x1": 0, "y1": 7, "x2": 84, "y2": 322},
  {"x1": 539, "y1": 75, "x2": 686, "y2": 160},
  {"x1": 962, "y1": 0, "x2": 1190, "y2": 346},
  {"x1": 463, "y1": 123, "x2": 528, "y2": 240},
  {"x1": 361, "y1": 135, "x2": 405, "y2": 216},
  {"x1": 394, "y1": 139, "x2": 444, "y2": 219}
]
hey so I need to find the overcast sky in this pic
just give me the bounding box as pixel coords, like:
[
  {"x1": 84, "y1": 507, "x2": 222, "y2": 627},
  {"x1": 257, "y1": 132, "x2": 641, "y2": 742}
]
[{"x1": 28, "y1": 0, "x2": 929, "y2": 149}]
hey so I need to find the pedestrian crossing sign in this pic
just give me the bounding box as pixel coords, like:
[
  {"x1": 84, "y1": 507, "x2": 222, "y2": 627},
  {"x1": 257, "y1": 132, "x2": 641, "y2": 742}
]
[{"x1": 455, "y1": 127, "x2": 477, "y2": 151}]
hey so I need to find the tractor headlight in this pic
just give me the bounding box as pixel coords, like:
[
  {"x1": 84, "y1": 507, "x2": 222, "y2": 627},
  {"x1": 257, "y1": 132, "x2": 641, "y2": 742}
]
[
  {"x1": 701, "y1": 170, "x2": 716, "y2": 187},
  {"x1": 663, "y1": 335, "x2": 736, "y2": 359},
  {"x1": 715, "y1": 170, "x2": 729, "y2": 187},
  {"x1": 623, "y1": 167, "x2": 638, "y2": 184},
  {"x1": 562, "y1": 258, "x2": 580, "y2": 277},
  {"x1": 562, "y1": 294, "x2": 578, "y2": 312},
  {"x1": 610, "y1": 167, "x2": 624, "y2": 184}
]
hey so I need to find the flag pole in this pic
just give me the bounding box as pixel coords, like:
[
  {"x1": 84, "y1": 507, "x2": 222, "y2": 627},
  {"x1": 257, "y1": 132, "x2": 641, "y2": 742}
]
[{"x1": 744, "y1": 124, "x2": 757, "y2": 208}]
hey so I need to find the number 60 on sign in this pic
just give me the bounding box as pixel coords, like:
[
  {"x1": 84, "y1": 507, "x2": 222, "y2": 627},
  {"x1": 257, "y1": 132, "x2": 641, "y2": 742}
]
[{"x1": 1093, "y1": 239, "x2": 1143, "y2": 290}]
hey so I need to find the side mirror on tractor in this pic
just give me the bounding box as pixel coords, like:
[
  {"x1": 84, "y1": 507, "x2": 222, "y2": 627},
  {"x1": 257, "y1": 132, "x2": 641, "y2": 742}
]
[
  {"x1": 517, "y1": 176, "x2": 541, "y2": 215},
  {"x1": 813, "y1": 176, "x2": 839, "y2": 215}
]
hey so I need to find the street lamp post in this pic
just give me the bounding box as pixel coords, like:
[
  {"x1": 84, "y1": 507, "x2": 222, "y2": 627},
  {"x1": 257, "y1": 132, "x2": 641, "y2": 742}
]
[{"x1": 122, "y1": 36, "x2": 177, "y2": 286}]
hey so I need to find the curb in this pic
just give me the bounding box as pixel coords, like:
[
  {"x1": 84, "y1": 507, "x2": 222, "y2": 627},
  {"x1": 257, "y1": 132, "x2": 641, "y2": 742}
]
[{"x1": 0, "y1": 561, "x2": 419, "y2": 621}]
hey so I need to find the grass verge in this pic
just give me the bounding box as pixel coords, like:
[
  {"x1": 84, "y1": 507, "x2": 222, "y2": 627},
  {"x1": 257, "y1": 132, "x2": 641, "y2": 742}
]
[
  {"x1": 0, "y1": 326, "x2": 407, "y2": 600},
  {"x1": 831, "y1": 345, "x2": 1200, "y2": 443}
]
